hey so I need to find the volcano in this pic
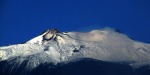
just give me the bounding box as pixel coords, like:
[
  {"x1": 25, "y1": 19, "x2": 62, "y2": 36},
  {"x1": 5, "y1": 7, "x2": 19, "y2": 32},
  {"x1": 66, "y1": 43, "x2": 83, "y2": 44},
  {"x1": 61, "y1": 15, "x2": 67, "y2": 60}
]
[{"x1": 0, "y1": 28, "x2": 150, "y2": 75}]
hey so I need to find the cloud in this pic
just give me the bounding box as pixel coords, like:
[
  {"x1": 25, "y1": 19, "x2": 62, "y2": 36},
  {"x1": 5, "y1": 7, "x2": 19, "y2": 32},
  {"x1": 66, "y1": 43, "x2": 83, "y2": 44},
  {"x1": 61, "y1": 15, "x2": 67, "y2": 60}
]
[{"x1": 66, "y1": 27, "x2": 129, "y2": 43}]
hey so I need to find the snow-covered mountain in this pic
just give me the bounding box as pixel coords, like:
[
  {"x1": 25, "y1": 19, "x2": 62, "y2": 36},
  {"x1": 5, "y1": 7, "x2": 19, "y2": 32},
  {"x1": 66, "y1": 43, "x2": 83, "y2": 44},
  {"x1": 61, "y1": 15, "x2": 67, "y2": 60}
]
[{"x1": 0, "y1": 28, "x2": 150, "y2": 75}]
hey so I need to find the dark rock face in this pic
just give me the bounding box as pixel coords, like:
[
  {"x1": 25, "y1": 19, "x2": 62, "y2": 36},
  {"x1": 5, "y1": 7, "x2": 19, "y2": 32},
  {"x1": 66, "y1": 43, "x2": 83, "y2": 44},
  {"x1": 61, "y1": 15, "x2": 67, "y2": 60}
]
[{"x1": 0, "y1": 59, "x2": 150, "y2": 75}]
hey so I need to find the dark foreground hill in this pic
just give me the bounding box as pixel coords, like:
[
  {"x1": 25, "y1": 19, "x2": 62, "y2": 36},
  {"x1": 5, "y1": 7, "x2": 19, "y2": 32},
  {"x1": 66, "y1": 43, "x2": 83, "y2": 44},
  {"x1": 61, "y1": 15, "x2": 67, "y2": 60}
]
[{"x1": 0, "y1": 59, "x2": 150, "y2": 75}]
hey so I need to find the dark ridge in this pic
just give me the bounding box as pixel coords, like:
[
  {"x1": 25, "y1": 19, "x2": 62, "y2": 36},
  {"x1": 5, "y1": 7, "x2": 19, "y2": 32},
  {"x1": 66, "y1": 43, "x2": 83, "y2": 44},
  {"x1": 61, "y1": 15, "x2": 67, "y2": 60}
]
[
  {"x1": 114, "y1": 29, "x2": 123, "y2": 33},
  {"x1": 129, "y1": 37, "x2": 137, "y2": 41},
  {"x1": 114, "y1": 29, "x2": 137, "y2": 41},
  {"x1": 0, "y1": 58, "x2": 150, "y2": 75}
]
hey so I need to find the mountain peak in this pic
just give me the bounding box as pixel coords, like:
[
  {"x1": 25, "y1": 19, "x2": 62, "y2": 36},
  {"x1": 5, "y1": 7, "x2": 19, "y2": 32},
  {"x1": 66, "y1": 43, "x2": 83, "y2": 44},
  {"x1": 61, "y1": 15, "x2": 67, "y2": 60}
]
[{"x1": 26, "y1": 29, "x2": 60, "y2": 45}]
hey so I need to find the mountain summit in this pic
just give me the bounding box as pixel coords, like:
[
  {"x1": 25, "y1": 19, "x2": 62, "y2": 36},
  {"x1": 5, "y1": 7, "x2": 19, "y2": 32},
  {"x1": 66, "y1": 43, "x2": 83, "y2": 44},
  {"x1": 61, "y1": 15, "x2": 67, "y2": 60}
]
[{"x1": 0, "y1": 28, "x2": 150, "y2": 75}]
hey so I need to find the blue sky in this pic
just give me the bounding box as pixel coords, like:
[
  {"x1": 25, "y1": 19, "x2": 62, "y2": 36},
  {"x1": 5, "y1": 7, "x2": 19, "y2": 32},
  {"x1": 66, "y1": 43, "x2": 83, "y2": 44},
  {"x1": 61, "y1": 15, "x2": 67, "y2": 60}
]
[{"x1": 0, "y1": 0, "x2": 150, "y2": 46}]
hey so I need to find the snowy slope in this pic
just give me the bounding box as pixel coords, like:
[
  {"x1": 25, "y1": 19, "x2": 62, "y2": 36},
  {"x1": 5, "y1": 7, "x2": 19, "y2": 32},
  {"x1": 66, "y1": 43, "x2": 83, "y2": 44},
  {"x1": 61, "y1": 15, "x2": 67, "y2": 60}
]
[{"x1": 0, "y1": 29, "x2": 150, "y2": 71}]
